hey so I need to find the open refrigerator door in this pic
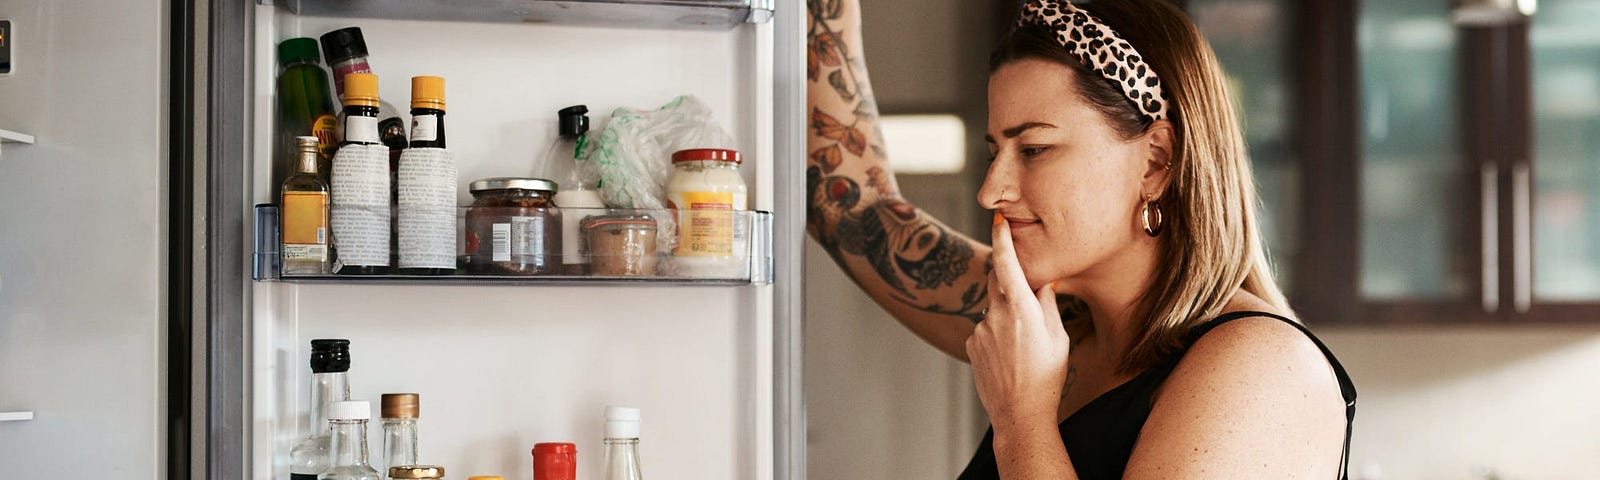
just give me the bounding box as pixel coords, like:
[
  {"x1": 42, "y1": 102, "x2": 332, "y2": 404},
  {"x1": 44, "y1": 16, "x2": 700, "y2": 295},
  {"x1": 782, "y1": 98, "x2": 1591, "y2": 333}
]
[{"x1": 207, "y1": 1, "x2": 805, "y2": 478}]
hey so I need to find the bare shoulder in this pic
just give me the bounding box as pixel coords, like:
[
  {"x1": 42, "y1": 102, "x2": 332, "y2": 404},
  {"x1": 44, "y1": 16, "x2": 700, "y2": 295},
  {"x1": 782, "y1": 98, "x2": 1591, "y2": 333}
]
[{"x1": 1123, "y1": 310, "x2": 1347, "y2": 478}]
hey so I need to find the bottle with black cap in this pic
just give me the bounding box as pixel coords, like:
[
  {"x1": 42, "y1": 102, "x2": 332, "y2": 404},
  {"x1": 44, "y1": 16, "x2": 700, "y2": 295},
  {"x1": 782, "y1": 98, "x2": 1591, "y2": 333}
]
[
  {"x1": 319, "y1": 27, "x2": 409, "y2": 176},
  {"x1": 549, "y1": 106, "x2": 606, "y2": 275},
  {"x1": 290, "y1": 339, "x2": 354, "y2": 480}
]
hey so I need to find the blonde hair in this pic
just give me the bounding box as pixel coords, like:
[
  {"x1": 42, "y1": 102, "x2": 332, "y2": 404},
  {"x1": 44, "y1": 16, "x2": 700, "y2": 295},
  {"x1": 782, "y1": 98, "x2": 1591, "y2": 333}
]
[{"x1": 991, "y1": 0, "x2": 1290, "y2": 374}]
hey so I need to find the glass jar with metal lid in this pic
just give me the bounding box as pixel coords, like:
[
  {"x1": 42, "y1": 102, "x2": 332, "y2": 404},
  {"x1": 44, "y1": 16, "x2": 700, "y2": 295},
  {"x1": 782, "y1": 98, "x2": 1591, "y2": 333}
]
[
  {"x1": 464, "y1": 177, "x2": 562, "y2": 275},
  {"x1": 388, "y1": 465, "x2": 445, "y2": 479},
  {"x1": 582, "y1": 214, "x2": 659, "y2": 277}
]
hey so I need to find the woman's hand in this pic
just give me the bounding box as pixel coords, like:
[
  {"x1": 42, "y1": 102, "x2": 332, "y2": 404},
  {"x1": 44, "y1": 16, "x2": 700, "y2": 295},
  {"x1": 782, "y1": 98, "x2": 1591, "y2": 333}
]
[{"x1": 967, "y1": 213, "x2": 1072, "y2": 428}]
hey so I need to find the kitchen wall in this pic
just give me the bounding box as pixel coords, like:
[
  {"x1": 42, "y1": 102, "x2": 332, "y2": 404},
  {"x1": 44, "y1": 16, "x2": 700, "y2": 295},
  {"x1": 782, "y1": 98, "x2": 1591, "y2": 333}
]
[{"x1": 1318, "y1": 325, "x2": 1600, "y2": 480}]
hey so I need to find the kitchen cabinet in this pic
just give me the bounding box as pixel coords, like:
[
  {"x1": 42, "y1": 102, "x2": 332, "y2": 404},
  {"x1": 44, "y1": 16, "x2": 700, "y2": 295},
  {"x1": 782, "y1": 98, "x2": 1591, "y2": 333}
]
[{"x1": 1188, "y1": 0, "x2": 1600, "y2": 325}]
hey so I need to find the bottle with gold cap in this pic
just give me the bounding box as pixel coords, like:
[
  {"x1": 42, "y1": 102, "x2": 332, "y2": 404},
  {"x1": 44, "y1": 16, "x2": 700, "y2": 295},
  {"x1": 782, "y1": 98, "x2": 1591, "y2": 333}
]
[
  {"x1": 396, "y1": 75, "x2": 457, "y2": 275},
  {"x1": 380, "y1": 393, "x2": 421, "y2": 479},
  {"x1": 387, "y1": 466, "x2": 444, "y2": 480},
  {"x1": 330, "y1": 72, "x2": 392, "y2": 275},
  {"x1": 282, "y1": 135, "x2": 331, "y2": 276}
]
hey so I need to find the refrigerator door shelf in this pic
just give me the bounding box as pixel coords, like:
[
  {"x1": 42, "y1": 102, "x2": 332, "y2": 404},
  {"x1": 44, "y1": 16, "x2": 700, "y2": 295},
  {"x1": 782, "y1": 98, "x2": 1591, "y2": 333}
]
[
  {"x1": 268, "y1": 0, "x2": 774, "y2": 29},
  {"x1": 253, "y1": 206, "x2": 776, "y2": 285},
  {"x1": 0, "y1": 128, "x2": 35, "y2": 144},
  {"x1": 0, "y1": 411, "x2": 34, "y2": 422}
]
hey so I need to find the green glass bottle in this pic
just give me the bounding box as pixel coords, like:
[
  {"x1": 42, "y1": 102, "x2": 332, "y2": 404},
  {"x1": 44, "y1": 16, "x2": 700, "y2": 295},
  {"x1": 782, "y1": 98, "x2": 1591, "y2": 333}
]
[{"x1": 276, "y1": 37, "x2": 339, "y2": 196}]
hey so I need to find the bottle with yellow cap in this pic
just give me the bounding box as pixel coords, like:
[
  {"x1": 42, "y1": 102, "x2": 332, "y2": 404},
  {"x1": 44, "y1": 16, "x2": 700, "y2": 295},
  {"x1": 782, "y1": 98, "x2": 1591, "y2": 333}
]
[
  {"x1": 396, "y1": 75, "x2": 458, "y2": 275},
  {"x1": 330, "y1": 72, "x2": 392, "y2": 275}
]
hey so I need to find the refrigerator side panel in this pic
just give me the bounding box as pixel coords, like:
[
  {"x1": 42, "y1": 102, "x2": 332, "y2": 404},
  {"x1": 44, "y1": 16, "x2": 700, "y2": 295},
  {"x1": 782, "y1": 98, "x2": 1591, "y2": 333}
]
[{"x1": 0, "y1": 0, "x2": 168, "y2": 477}]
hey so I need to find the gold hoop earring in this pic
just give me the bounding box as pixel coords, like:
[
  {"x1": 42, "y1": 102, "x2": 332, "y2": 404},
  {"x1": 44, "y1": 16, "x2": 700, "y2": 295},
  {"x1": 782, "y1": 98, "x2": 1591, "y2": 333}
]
[{"x1": 1141, "y1": 199, "x2": 1163, "y2": 237}]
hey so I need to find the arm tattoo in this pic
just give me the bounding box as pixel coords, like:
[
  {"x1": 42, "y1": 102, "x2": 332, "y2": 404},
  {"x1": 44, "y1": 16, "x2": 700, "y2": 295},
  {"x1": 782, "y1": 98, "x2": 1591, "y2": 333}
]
[{"x1": 806, "y1": 0, "x2": 987, "y2": 324}]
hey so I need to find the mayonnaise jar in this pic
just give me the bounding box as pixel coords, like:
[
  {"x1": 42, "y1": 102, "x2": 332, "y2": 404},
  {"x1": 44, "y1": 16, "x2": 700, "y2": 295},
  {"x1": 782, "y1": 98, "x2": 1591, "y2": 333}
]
[{"x1": 666, "y1": 148, "x2": 748, "y2": 278}]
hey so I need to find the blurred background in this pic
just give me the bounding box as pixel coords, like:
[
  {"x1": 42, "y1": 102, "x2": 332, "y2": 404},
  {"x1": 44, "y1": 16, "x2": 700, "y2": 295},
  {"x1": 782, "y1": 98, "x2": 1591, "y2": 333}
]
[{"x1": 804, "y1": 0, "x2": 1600, "y2": 478}]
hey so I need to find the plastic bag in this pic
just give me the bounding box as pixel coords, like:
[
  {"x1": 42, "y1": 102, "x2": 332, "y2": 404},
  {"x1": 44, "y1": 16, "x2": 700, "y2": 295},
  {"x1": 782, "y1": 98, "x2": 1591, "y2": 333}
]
[{"x1": 588, "y1": 95, "x2": 736, "y2": 210}]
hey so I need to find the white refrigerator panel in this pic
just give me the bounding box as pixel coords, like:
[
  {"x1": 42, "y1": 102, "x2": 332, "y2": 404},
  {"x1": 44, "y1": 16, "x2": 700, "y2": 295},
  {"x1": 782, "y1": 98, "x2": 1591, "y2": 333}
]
[
  {"x1": 249, "y1": 5, "x2": 775, "y2": 480},
  {"x1": 0, "y1": 0, "x2": 166, "y2": 477}
]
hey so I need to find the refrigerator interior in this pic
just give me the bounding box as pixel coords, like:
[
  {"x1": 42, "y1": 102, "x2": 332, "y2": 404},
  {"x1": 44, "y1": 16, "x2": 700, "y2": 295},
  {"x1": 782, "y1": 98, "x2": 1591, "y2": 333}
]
[{"x1": 247, "y1": 3, "x2": 778, "y2": 479}]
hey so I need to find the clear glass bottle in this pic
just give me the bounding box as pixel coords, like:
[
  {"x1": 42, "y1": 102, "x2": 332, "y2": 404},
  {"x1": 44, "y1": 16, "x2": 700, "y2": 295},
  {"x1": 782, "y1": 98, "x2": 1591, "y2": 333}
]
[
  {"x1": 380, "y1": 393, "x2": 420, "y2": 478},
  {"x1": 289, "y1": 339, "x2": 353, "y2": 480},
  {"x1": 282, "y1": 136, "x2": 331, "y2": 276},
  {"x1": 601, "y1": 406, "x2": 643, "y2": 480},
  {"x1": 321, "y1": 400, "x2": 381, "y2": 480},
  {"x1": 546, "y1": 105, "x2": 606, "y2": 276}
]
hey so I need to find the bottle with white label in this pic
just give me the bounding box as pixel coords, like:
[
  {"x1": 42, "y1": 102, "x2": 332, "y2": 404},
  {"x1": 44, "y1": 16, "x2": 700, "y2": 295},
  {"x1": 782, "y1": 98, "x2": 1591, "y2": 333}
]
[
  {"x1": 666, "y1": 148, "x2": 747, "y2": 278},
  {"x1": 330, "y1": 72, "x2": 391, "y2": 275},
  {"x1": 397, "y1": 75, "x2": 456, "y2": 275}
]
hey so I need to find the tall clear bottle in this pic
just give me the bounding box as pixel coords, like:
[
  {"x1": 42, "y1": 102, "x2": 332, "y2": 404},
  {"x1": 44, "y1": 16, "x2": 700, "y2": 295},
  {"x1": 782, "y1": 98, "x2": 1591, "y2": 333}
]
[
  {"x1": 379, "y1": 393, "x2": 420, "y2": 478},
  {"x1": 601, "y1": 406, "x2": 644, "y2": 480},
  {"x1": 547, "y1": 105, "x2": 606, "y2": 275},
  {"x1": 321, "y1": 400, "x2": 382, "y2": 480},
  {"x1": 289, "y1": 339, "x2": 353, "y2": 480}
]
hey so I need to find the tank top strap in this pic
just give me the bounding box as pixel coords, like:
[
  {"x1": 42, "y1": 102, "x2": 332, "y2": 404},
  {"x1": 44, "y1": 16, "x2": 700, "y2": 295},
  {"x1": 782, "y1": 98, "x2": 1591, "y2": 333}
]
[{"x1": 1186, "y1": 311, "x2": 1358, "y2": 480}]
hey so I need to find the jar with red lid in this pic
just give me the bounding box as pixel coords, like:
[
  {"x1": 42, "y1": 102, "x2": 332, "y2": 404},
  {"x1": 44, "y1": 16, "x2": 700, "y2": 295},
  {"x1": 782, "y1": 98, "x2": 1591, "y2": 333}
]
[
  {"x1": 665, "y1": 148, "x2": 748, "y2": 278},
  {"x1": 463, "y1": 178, "x2": 562, "y2": 275}
]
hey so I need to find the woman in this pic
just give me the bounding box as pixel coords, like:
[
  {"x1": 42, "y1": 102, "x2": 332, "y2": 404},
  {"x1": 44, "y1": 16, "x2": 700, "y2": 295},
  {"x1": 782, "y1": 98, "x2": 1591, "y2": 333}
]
[{"x1": 805, "y1": 0, "x2": 1357, "y2": 478}]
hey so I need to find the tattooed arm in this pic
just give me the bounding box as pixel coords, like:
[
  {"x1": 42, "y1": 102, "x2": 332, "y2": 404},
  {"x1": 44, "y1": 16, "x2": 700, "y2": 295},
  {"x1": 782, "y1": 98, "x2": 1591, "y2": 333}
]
[{"x1": 807, "y1": 0, "x2": 993, "y2": 362}]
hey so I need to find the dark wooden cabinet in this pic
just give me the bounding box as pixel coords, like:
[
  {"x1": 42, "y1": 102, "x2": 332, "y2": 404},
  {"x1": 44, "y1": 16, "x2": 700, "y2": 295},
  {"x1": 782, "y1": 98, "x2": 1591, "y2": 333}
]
[{"x1": 1190, "y1": 0, "x2": 1600, "y2": 324}]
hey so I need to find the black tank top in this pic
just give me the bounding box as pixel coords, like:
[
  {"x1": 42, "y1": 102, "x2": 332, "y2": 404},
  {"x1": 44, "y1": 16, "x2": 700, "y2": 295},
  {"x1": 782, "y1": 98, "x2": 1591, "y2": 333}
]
[{"x1": 956, "y1": 311, "x2": 1358, "y2": 480}]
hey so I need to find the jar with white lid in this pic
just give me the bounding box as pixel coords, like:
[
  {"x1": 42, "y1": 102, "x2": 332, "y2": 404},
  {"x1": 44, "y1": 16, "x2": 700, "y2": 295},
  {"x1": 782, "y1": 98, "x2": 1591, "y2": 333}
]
[{"x1": 665, "y1": 148, "x2": 747, "y2": 278}]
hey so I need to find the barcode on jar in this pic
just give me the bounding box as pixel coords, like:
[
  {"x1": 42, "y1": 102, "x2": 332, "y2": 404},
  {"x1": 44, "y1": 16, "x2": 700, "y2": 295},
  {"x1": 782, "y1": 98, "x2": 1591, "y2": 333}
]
[{"x1": 493, "y1": 223, "x2": 511, "y2": 262}]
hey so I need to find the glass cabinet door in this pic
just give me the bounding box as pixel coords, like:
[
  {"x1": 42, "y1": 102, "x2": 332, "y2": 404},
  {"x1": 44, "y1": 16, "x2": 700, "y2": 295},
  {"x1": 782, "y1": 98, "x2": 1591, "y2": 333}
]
[
  {"x1": 1357, "y1": 0, "x2": 1474, "y2": 302},
  {"x1": 1189, "y1": 0, "x2": 1298, "y2": 293},
  {"x1": 1531, "y1": 0, "x2": 1600, "y2": 303}
]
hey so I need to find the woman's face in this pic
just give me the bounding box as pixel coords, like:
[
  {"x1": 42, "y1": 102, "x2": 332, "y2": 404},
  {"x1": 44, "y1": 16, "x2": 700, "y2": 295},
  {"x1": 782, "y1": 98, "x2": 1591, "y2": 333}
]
[{"x1": 982, "y1": 58, "x2": 1156, "y2": 291}]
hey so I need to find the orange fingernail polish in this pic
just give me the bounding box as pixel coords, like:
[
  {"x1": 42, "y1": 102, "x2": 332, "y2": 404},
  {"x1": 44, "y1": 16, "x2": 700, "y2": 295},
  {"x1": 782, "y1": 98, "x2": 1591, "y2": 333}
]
[{"x1": 993, "y1": 212, "x2": 1005, "y2": 226}]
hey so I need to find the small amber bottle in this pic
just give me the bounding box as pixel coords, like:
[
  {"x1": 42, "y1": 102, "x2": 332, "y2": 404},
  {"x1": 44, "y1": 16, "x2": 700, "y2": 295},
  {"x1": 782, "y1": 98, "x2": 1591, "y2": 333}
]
[{"x1": 281, "y1": 136, "x2": 330, "y2": 275}]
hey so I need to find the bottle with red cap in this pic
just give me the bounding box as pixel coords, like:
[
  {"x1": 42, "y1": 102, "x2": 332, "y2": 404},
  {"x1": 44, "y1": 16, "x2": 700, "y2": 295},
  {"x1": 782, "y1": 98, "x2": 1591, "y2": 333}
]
[
  {"x1": 532, "y1": 442, "x2": 577, "y2": 480},
  {"x1": 665, "y1": 148, "x2": 748, "y2": 278}
]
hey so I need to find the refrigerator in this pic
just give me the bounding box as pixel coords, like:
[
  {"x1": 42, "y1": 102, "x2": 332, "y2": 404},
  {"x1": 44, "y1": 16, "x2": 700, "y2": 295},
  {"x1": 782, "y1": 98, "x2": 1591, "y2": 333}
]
[
  {"x1": 2, "y1": 0, "x2": 805, "y2": 478},
  {"x1": 221, "y1": 1, "x2": 807, "y2": 479}
]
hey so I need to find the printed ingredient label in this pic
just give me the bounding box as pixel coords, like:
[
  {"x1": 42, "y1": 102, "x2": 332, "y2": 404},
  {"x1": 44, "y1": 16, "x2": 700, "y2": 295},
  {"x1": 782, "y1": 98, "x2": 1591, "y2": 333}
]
[
  {"x1": 675, "y1": 191, "x2": 734, "y2": 257},
  {"x1": 330, "y1": 144, "x2": 391, "y2": 267},
  {"x1": 397, "y1": 148, "x2": 456, "y2": 269}
]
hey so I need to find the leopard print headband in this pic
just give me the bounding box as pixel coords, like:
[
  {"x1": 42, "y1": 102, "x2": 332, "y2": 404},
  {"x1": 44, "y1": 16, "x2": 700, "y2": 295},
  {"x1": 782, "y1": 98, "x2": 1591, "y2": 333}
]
[{"x1": 1017, "y1": 0, "x2": 1169, "y2": 121}]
